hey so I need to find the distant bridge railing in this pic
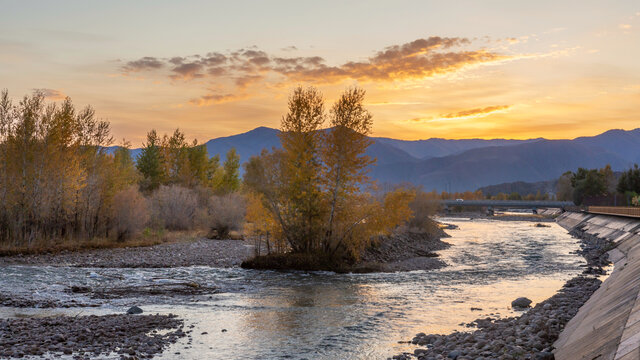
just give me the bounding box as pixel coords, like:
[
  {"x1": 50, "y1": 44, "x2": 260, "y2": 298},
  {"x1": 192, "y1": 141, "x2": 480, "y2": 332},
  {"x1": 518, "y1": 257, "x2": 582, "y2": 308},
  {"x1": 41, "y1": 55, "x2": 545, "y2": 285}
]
[
  {"x1": 439, "y1": 200, "x2": 573, "y2": 209},
  {"x1": 587, "y1": 206, "x2": 640, "y2": 218}
]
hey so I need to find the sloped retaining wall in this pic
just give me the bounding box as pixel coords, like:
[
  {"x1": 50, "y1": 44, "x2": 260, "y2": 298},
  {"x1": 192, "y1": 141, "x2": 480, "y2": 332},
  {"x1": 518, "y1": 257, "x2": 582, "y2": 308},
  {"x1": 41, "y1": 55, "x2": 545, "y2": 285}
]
[{"x1": 554, "y1": 212, "x2": 640, "y2": 360}]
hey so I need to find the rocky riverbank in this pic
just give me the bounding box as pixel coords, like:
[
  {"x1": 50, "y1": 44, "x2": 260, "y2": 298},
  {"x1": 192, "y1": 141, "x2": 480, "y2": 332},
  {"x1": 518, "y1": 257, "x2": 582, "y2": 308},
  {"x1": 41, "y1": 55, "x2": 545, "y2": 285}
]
[
  {"x1": 0, "y1": 313, "x2": 186, "y2": 359},
  {"x1": 242, "y1": 227, "x2": 451, "y2": 273},
  {"x1": 390, "y1": 219, "x2": 612, "y2": 360},
  {"x1": 357, "y1": 228, "x2": 451, "y2": 272},
  {"x1": 0, "y1": 238, "x2": 253, "y2": 268}
]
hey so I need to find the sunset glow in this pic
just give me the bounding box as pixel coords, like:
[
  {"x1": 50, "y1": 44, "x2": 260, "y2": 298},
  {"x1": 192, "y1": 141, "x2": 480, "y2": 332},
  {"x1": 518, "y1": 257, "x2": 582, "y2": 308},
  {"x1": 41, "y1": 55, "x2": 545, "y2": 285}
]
[{"x1": 1, "y1": 1, "x2": 639, "y2": 144}]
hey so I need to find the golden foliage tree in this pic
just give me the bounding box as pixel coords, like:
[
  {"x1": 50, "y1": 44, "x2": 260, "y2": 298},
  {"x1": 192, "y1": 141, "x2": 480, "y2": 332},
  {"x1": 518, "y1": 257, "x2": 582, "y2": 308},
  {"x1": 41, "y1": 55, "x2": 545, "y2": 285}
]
[
  {"x1": 244, "y1": 86, "x2": 414, "y2": 261},
  {"x1": 0, "y1": 90, "x2": 141, "y2": 245}
]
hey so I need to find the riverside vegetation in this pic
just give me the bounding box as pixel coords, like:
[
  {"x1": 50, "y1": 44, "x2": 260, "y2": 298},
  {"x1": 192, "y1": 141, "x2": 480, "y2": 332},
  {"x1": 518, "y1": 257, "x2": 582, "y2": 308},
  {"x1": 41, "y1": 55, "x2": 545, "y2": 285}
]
[
  {"x1": 0, "y1": 86, "x2": 442, "y2": 271},
  {"x1": 0, "y1": 89, "x2": 246, "y2": 254}
]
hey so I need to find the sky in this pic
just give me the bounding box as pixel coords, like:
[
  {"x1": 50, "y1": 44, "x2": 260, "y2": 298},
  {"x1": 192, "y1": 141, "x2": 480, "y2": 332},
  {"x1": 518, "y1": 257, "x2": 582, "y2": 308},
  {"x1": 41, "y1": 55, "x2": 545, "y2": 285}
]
[{"x1": 1, "y1": 0, "x2": 639, "y2": 144}]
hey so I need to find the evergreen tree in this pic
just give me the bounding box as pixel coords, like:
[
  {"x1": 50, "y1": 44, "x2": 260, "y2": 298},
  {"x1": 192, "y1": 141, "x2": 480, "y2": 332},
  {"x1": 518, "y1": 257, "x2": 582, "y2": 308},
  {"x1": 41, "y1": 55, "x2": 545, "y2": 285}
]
[
  {"x1": 220, "y1": 148, "x2": 241, "y2": 193},
  {"x1": 136, "y1": 130, "x2": 164, "y2": 192}
]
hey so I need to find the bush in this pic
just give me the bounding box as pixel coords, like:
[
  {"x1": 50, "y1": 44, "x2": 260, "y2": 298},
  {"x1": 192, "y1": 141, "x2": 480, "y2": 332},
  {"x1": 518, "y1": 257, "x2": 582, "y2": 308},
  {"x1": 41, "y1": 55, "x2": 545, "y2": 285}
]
[
  {"x1": 150, "y1": 185, "x2": 198, "y2": 230},
  {"x1": 207, "y1": 193, "x2": 246, "y2": 239},
  {"x1": 406, "y1": 190, "x2": 440, "y2": 233},
  {"x1": 112, "y1": 186, "x2": 150, "y2": 241}
]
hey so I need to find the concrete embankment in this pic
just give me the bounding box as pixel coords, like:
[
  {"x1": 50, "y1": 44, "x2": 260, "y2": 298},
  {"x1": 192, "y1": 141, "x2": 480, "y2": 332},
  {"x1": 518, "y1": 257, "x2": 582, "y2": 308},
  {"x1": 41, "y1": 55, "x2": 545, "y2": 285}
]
[{"x1": 554, "y1": 211, "x2": 640, "y2": 360}]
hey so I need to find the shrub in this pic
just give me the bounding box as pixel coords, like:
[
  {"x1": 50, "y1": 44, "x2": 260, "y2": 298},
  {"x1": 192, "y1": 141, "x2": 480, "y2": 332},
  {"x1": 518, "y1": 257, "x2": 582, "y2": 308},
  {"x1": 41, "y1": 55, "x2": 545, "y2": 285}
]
[
  {"x1": 150, "y1": 185, "x2": 198, "y2": 230},
  {"x1": 112, "y1": 186, "x2": 150, "y2": 241},
  {"x1": 207, "y1": 193, "x2": 246, "y2": 239},
  {"x1": 406, "y1": 190, "x2": 440, "y2": 233}
]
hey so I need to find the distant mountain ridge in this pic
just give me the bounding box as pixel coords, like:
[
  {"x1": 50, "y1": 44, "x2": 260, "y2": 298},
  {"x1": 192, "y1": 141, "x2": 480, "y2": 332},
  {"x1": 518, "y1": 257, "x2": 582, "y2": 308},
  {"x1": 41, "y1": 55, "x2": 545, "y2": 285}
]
[{"x1": 109, "y1": 127, "x2": 640, "y2": 192}]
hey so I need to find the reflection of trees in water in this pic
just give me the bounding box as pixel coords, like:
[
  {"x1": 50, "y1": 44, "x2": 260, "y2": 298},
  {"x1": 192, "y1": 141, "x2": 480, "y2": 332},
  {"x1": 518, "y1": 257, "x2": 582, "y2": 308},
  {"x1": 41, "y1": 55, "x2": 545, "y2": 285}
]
[{"x1": 238, "y1": 280, "x2": 375, "y2": 348}]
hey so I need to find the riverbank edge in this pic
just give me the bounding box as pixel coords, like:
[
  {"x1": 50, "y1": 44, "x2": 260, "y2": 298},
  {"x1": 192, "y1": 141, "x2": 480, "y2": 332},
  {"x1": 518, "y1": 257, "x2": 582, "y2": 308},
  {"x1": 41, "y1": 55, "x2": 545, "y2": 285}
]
[
  {"x1": 553, "y1": 212, "x2": 640, "y2": 359},
  {"x1": 241, "y1": 227, "x2": 451, "y2": 273},
  {"x1": 389, "y1": 212, "x2": 613, "y2": 360}
]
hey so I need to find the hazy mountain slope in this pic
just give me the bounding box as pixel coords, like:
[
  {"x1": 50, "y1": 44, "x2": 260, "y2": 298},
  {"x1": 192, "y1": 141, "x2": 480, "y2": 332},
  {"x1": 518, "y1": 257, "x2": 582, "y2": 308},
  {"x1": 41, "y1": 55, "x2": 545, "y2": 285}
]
[
  {"x1": 573, "y1": 128, "x2": 640, "y2": 164},
  {"x1": 371, "y1": 140, "x2": 631, "y2": 192},
  {"x1": 204, "y1": 126, "x2": 281, "y2": 163},
  {"x1": 204, "y1": 126, "x2": 417, "y2": 165},
  {"x1": 477, "y1": 180, "x2": 558, "y2": 196},
  {"x1": 106, "y1": 127, "x2": 640, "y2": 192},
  {"x1": 372, "y1": 137, "x2": 542, "y2": 159}
]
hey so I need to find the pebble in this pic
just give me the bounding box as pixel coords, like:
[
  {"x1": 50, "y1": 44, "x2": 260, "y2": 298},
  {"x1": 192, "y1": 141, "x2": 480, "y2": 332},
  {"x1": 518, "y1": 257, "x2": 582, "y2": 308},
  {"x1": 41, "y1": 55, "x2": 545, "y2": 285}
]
[{"x1": 0, "y1": 314, "x2": 186, "y2": 358}]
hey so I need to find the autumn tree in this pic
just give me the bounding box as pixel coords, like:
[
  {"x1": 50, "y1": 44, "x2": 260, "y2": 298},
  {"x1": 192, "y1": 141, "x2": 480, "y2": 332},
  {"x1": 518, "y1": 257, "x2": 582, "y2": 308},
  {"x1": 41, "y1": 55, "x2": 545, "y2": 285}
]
[
  {"x1": 278, "y1": 86, "x2": 326, "y2": 252},
  {"x1": 0, "y1": 90, "x2": 139, "y2": 245},
  {"x1": 321, "y1": 87, "x2": 375, "y2": 251},
  {"x1": 244, "y1": 86, "x2": 414, "y2": 263}
]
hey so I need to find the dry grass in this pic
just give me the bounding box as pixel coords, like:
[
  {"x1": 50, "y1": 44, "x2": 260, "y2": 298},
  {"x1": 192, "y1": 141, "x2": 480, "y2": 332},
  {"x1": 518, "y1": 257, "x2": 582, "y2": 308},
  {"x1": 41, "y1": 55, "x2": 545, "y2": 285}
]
[{"x1": 0, "y1": 229, "x2": 203, "y2": 256}]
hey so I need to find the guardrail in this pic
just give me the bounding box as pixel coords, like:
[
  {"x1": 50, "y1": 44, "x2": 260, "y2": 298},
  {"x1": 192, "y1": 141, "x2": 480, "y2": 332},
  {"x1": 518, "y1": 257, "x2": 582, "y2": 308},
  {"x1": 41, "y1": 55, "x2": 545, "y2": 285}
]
[{"x1": 587, "y1": 206, "x2": 640, "y2": 218}]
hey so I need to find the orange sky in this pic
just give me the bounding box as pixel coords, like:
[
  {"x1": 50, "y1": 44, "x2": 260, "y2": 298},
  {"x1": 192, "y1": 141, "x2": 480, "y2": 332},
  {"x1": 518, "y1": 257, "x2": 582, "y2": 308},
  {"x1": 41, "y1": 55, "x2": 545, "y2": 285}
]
[{"x1": 1, "y1": 1, "x2": 639, "y2": 145}]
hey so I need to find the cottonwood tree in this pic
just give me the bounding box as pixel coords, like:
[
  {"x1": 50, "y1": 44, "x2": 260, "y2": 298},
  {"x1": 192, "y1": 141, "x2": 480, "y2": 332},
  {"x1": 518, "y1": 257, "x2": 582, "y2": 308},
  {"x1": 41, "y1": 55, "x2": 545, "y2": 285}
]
[
  {"x1": 244, "y1": 86, "x2": 414, "y2": 261},
  {"x1": 0, "y1": 90, "x2": 140, "y2": 245},
  {"x1": 279, "y1": 86, "x2": 326, "y2": 252}
]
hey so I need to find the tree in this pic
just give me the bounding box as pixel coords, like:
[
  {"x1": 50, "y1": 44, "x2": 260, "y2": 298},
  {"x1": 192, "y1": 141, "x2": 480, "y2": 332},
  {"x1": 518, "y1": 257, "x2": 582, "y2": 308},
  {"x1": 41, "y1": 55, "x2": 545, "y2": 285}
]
[
  {"x1": 617, "y1": 164, "x2": 640, "y2": 205},
  {"x1": 617, "y1": 164, "x2": 640, "y2": 194},
  {"x1": 219, "y1": 148, "x2": 241, "y2": 193},
  {"x1": 244, "y1": 86, "x2": 414, "y2": 262},
  {"x1": 571, "y1": 167, "x2": 606, "y2": 205},
  {"x1": 186, "y1": 143, "x2": 210, "y2": 187},
  {"x1": 321, "y1": 87, "x2": 375, "y2": 253},
  {"x1": 136, "y1": 130, "x2": 164, "y2": 192},
  {"x1": 600, "y1": 164, "x2": 617, "y2": 194},
  {"x1": 278, "y1": 86, "x2": 326, "y2": 252},
  {"x1": 556, "y1": 171, "x2": 573, "y2": 201},
  {"x1": 0, "y1": 90, "x2": 124, "y2": 244}
]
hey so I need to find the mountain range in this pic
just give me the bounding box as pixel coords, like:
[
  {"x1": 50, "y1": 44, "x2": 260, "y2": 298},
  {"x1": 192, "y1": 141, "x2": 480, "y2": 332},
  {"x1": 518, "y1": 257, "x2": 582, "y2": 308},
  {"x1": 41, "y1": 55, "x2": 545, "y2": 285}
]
[{"x1": 115, "y1": 127, "x2": 640, "y2": 192}]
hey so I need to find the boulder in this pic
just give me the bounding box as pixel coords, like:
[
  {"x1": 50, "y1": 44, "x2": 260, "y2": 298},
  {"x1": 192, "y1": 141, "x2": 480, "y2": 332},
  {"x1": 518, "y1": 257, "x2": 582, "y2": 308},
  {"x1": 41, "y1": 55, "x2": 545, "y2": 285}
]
[
  {"x1": 511, "y1": 297, "x2": 533, "y2": 309},
  {"x1": 126, "y1": 306, "x2": 143, "y2": 315}
]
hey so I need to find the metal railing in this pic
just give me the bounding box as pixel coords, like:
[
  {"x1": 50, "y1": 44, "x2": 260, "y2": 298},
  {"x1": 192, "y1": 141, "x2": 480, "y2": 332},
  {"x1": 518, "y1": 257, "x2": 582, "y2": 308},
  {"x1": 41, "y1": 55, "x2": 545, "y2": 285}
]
[{"x1": 587, "y1": 206, "x2": 640, "y2": 218}]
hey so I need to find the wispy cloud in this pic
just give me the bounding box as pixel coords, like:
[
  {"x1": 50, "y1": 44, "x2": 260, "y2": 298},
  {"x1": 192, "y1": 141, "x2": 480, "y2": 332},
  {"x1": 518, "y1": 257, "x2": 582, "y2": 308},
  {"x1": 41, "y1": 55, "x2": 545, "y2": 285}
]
[
  {"x1": 33, "y1": 88, "x2": 66, "y2": 100},
  {"x1": 188, "y1": 92, "x2": 248, "y2": 107},
  {"x1": 122, "y1": 56, "x2": 164, "y2": 72},
  {"x1": 409, "y1": 105, "x2": 512, "y2": 123}
]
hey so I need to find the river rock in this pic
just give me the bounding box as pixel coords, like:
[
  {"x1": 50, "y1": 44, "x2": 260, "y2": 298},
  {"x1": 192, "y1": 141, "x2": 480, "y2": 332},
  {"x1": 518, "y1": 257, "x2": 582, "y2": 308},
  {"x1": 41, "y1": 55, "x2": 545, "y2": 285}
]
[
  {"x1": 511, "y1": 297, "x2": 532, "y2": 309},
  {"x1": 127, "y1": 306, "x2": 143, "y2": 314}
]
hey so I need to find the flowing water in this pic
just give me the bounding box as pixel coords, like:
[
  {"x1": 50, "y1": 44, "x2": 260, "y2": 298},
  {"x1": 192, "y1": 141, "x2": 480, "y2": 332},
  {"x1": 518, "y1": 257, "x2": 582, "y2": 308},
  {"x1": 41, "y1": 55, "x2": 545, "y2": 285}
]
[{"x1": 0, "y1": 218, "x2": 586, "y2": 359}]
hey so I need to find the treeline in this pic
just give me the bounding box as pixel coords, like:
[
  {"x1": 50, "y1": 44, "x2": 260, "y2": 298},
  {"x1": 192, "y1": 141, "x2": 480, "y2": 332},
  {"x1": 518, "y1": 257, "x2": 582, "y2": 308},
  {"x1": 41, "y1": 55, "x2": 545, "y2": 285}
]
[
  {"x1": 383, "y1": 188, "x2": 552, "y2": 202},
  {"x1": 556, "y1": 164, "x2": 640, "y2": 206},
  {"x1": 0, "y1": 90, "x2": 243, "y2": 247}
]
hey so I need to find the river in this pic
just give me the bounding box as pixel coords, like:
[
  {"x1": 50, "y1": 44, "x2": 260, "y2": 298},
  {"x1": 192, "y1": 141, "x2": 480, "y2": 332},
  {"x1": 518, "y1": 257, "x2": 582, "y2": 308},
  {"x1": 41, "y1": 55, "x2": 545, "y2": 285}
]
[{"x1": 0, "y1": 218, "x2": 586, "y2": 359}]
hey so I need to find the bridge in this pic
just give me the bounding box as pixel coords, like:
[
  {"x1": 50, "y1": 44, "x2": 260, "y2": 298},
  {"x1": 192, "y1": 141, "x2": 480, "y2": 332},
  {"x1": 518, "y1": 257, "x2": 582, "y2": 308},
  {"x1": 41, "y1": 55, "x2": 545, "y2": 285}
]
[{"x1": 439, "y1": 200, "x2": 573, "y2": 208}]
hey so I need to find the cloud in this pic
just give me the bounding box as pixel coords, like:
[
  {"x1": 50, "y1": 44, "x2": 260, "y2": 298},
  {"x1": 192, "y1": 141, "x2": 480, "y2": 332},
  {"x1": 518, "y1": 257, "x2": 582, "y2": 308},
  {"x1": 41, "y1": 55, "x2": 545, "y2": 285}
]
[
  {"x1": 170, "y1": 61, "x2": 205, "y2": 80},
  {"x1": 33, "y1": 88, "x2": 66, "y2": 100},
  {"x1": 122, "y1": 37, "x2": 507, "y2": 84},
  {"x1": 188, "y1": 92, "x2": 247, "y2": 107},
  {"x1": 409, "y1": 105, "x2": 512, "y2": 123},
  {"x1": 440, "y1": 105, "x2": 511, "y2": 119},
  {"x1": 121, "y1": 37, "x2": 513, "y2": 103},
  {"x1": 122, "y1": 56, "x2": 164, "y2": 72},
  {"x1": 281, "y1": 45, "x2": 298, "y2": 52}
]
